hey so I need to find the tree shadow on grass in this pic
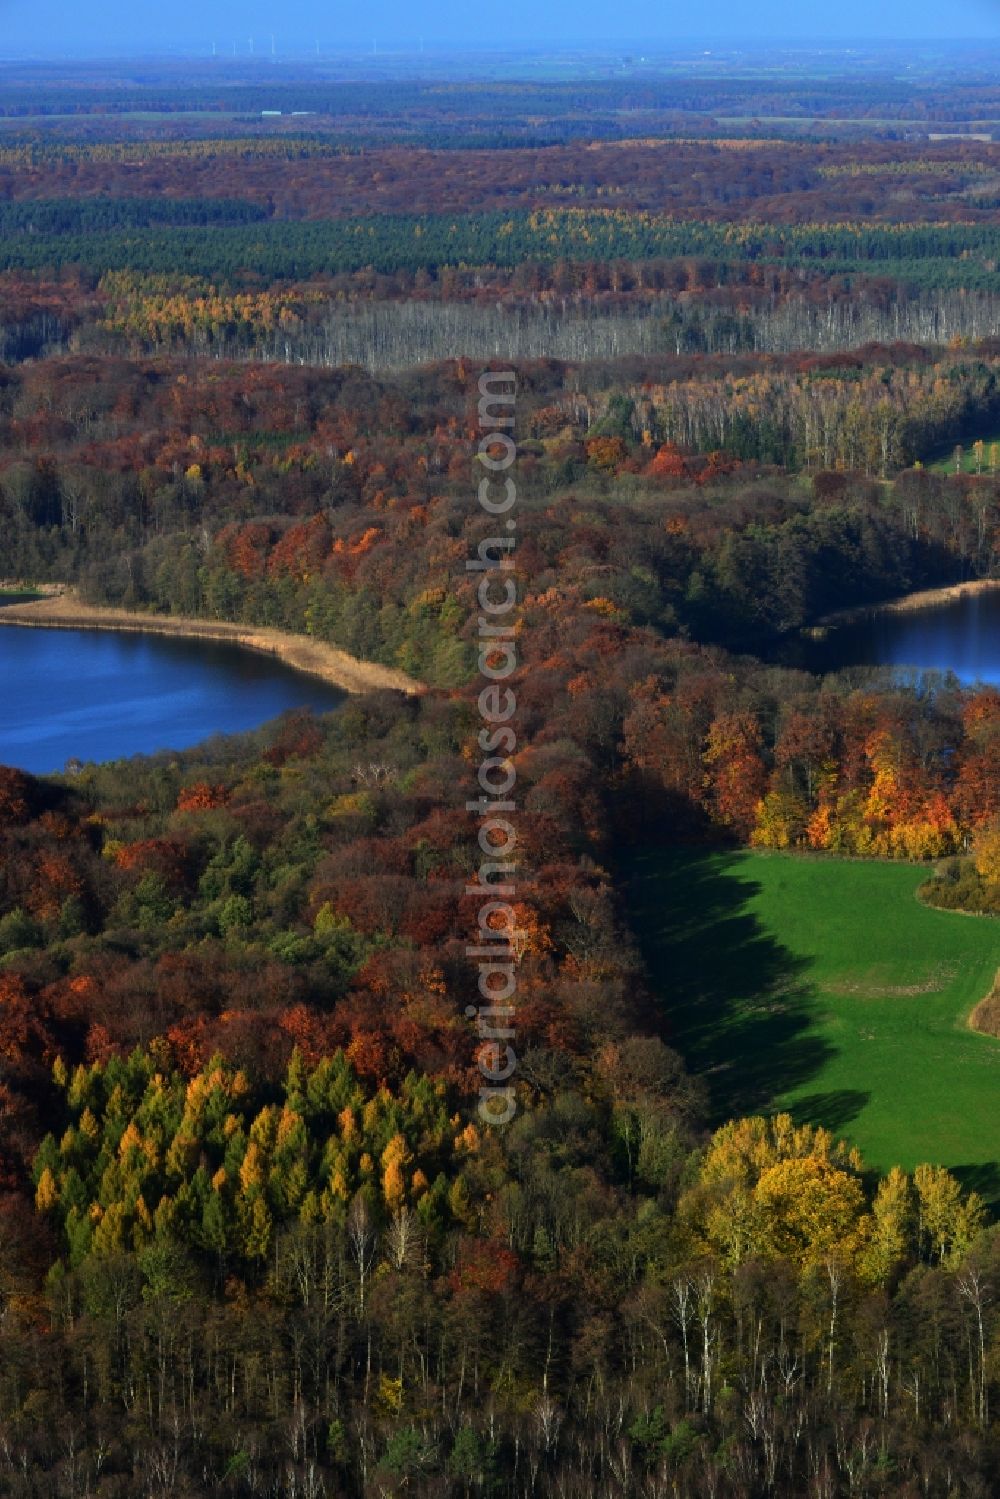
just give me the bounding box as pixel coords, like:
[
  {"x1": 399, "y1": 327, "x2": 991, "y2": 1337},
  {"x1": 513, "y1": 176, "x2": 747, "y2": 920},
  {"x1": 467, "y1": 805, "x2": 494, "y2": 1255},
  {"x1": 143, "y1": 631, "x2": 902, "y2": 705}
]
[
  {"x1": 787, "y1": 1091, "x2": 871, "y2": 1135},
  {"x1": 627, "y1": 848, "x2": 835, "y2": 1125},
  {"x1": 949, "y1": 1161, "x2": 1000, "y2": 1214}
]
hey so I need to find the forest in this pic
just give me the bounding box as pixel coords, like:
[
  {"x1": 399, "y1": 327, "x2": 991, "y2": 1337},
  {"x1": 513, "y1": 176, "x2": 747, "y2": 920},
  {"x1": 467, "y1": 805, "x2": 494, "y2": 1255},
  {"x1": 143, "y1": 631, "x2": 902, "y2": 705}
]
[{"x1": 0, "y1": 48, "x2": 998, "y2": 1499}]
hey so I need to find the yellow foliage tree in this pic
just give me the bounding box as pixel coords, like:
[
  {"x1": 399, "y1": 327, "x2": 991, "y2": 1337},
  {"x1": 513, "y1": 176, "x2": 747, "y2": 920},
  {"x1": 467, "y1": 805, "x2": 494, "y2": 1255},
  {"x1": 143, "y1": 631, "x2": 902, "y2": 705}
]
[
  {"x1": 239, "y1": 1142, "x2": 265, "y2": 1195},
  {"x1": 972, "y1": 821, "x2": 1000, "y2": 888},
  {"x1": 691, "y1": 1115, "x2": 867, "y2": 1268},
  {"x1": 914, "y1": 1163, "x2": 986, "y2": 1265},
  {"x1": 241, "y1": 1194, "x2": 273, "y2": 1261},
  {"x1": 861, "y1": 1166, "x2": 915, "y2": 1286},
  {"x1": 752, "y1": 1154, "x2": 869, "y2": 1266},
  {"x1": 381, "y1": 1133, "x2": 413, "y2": 1212},
  {"x1": 35, "y1": 1167, "x2": 59, "y2": 1213},
  {"x1": 751, "y1": 788, "x2": 808, "y2": 850}
]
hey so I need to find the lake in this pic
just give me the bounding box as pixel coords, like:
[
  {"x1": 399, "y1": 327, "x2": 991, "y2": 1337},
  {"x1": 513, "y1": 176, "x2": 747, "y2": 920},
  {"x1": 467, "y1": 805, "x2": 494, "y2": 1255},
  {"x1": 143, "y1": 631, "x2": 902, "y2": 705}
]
[
  {"x1": 786, "y1": 586, "x2": 1000, "y2": 686},
  {"x1": 0, "y1": 625, "x2": 345, "y2": 774},
  {"x1": 3, "y1": 589, "x2": 997, "y2": 776}
]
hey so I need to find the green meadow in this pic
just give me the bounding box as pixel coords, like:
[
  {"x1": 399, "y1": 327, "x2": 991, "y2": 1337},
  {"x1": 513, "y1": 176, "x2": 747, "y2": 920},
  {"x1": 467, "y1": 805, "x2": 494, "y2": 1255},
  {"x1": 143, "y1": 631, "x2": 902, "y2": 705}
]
[
  {"x1": 629, "y1": 850, "x2": 1000, "y2": 1203},
  {"x1": 924, "y1": 430, "x2": 1000, "y2": 474}
]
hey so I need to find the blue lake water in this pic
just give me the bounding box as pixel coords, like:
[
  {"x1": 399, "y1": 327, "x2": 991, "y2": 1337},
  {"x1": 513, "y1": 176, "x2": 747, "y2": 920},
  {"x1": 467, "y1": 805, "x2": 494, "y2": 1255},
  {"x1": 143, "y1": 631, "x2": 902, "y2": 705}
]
[
  {"x1": 0, "y1": 625, "x2": 345, "y2": 774},
  {"x1": 787, "y1": 587, "x2": 1000, "y2": 686},
  {"x1": 1, "y1": 588, "x2": 996, "y2": 776}
]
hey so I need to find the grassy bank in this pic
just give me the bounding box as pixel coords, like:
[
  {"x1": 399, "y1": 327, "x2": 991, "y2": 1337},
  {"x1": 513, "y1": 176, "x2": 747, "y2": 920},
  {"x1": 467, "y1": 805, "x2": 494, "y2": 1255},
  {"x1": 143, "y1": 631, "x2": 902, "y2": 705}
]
[{"x1": 0, "y1": 589, "x2": 42, "y2": 605}]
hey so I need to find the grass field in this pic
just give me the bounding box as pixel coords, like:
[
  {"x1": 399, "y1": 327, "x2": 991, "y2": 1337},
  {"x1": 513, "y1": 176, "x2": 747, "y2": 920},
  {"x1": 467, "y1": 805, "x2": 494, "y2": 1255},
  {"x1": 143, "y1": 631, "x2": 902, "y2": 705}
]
[
  {"x1": 924, "y1": 432, "x2": 1000, "y2": 475},
  {"x1": 628, "y1": 849, "x2": 1000, "y2": 1203}
]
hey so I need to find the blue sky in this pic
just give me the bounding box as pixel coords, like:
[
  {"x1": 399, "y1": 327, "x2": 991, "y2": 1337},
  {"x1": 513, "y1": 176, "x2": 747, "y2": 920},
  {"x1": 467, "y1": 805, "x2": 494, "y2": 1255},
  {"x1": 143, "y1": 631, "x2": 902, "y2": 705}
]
[{"x1": 2, "y1": 0, "x2": 1000, "y2": 55}]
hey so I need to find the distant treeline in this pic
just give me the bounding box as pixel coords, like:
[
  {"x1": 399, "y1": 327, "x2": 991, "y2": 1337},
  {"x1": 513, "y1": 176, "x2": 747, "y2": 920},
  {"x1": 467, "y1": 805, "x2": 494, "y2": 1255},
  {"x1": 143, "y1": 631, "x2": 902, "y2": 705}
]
[
  {"x1": 95, "y1": 278, "x2": 1000, "y2": 371},
  {"x1": 4, "y1": 208, "x2": 1000, "y2": 284},
  {"x1": 0, "y1": 197, "x2": 271, "y2": 234},
  {"x1": 3, "y1": 70, "x2": 1000, "y2": 128}
]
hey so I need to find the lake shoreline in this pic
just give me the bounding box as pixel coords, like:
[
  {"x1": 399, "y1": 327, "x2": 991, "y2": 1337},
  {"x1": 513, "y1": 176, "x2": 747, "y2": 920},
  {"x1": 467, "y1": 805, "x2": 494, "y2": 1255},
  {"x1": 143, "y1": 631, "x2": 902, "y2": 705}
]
[
  {"x1": 811, "y1": 577, "x2": 1000, "y2": 633},
  {"x1": 0, "y1": 588, "x2": 424, "y2": 698}
]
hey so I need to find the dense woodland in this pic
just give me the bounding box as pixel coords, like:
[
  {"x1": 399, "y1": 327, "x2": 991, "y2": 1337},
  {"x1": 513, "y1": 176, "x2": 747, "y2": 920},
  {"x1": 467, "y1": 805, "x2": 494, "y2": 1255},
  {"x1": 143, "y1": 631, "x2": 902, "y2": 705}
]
[{"x1": 0, "y1": 54, "x2": 999, "y2": 1498}]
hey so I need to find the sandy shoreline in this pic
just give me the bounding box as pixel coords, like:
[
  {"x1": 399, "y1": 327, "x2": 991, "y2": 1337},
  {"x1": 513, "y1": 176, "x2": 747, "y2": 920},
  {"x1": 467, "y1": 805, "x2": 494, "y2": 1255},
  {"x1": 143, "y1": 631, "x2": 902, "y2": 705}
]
[
  {"x1": 0, "y1": 589, "x2": 423, "y2": 698},
  {"x1": 813, "y1": 577, "x2": 1000, "y2": 631}
]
